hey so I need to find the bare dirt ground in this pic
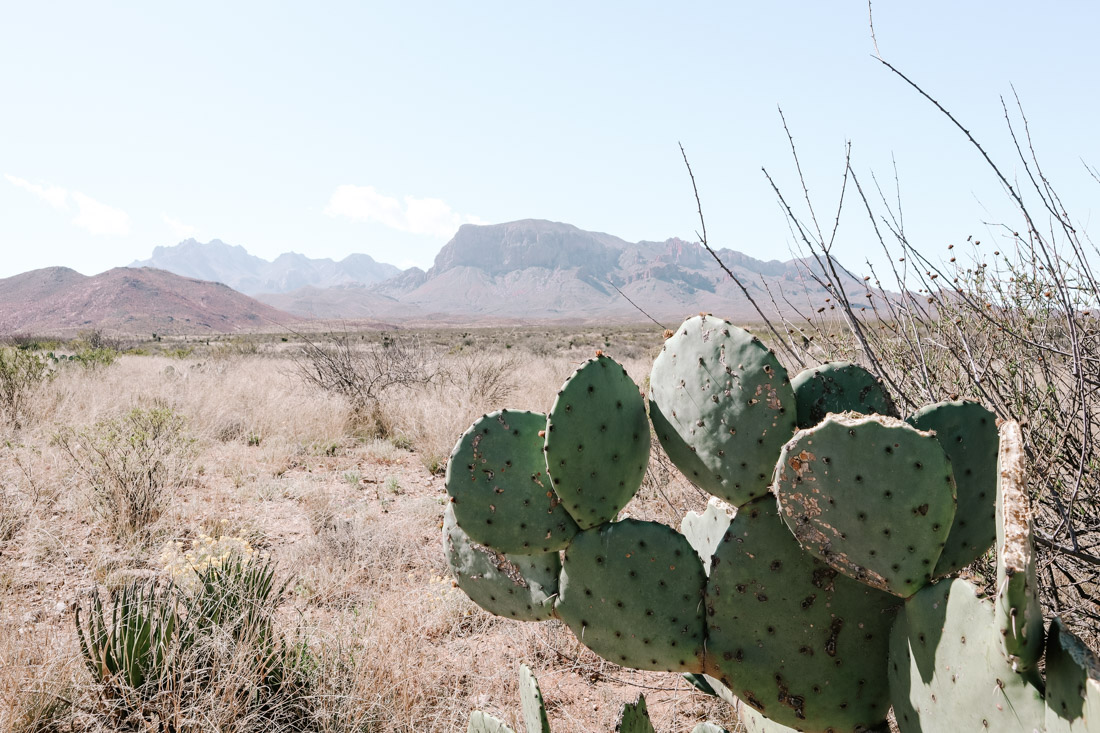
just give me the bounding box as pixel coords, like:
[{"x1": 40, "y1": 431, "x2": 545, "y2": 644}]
[{"x1": 0, "y1": 327, "x2": 741, "y2": 732}]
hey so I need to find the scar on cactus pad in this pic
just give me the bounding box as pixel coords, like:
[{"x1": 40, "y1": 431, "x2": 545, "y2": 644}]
[
  {"x1": 774, "y1": 412, "x2": 956, "y2": 598},
  {"x1": 705, "y1": 495, "x2": 898, "y2": 732},
  {"x1": 995, "y1": 418, "x2": 1044, "y2": 674},
  {"x1": 446, "y1": 410, "x2": 579, "y2": 554},
  {"x1": 443, "y1": 504, "x2": 559, "y2": 622},
  {"x1": 648, "y1": 314, "x2": 796, "y2": 507}
]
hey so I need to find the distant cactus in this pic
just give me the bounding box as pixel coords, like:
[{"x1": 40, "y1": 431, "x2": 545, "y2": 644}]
[{"x1": 446, "y1": 315, "x2": 1099, "y2": 733}]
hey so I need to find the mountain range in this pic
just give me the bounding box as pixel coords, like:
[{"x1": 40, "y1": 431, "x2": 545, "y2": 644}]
[
  {"x1": 256, "y1": 220, "x2": 863, "y2": 325},
  {"x1": 130, "y1": 239, "x2": 400, "y2": 295},
  {"x1": 0, "y1": 220, "x2": 867, "y2": 334}
]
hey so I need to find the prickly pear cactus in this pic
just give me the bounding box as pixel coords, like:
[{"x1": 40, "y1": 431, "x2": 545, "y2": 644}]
[
  {"x1": 649, "y1": 315, "x2": 796, "y2": 507},
  {"x1": 790, "y1": 361, "x2": 896, "y2": 429},
  {"x1": 995, "y1": 419, "x2": 1044, "y2": 673},
  {"x1": 615, "y1": 695, "x2": 656, "y2": 733},
  {"x1": 907, "y1": 399, "x2": 998, "y2": 576},
  {"x1": 774, "y1": 413, "x2": 956, "y2": 597},
  {"x1": 519, "y1": 663, "x2": 551, "y2": 733},
  {"x1": 545, "y1": 355, "x2": 650, "y2": 528},
  {"x1": 680, "y1": 497, "x2": 734, "y2": 575},
  {"x1": 888, "y1": 577, "x2": 1046, "y2": 733},
  {"x1": 1045, "y1": 617, "x2": 1100, "y2": 732},
  {"x1": 447, "y1": 410, "x2": 579, "y2": 553},
  {"x1": 443, "y1": 505, "x2": 560, "y2": 622},
  {"x1": 555, "y1": 519, "x2": 707, "y2": 673},
  {"x1": 444, "y1": 313, "x2": 1079, "y2": 733},
  {"x1": 704, "y1": 496, "x2": 899, "y2": 732}
]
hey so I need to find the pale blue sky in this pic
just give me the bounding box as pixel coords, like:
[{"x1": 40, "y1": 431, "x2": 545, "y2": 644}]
[{"x1": 2, "y1": 2, "x2": 1097, "y2": 279}]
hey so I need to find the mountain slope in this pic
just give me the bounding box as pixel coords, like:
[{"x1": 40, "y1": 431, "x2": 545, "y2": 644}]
[
  {"x1": 0, "y1": 267, "x2": 298, "y2": 335},
  {"x1": 260, "y1": 219, "x2": 869, "y2": 324},
  {"x1": 131, "y1": 239, "x2": 402, "y2": 295}
]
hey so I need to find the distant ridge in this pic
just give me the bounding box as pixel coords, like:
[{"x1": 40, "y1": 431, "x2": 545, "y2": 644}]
[
  {"x1": 130, "y1": 238, "x2": 402, "y2": 295},
  {"x1": 258, "y1": 219, "x2": 869, "y2": 324},
  {"x1": 0, "y1": 266, "x2": 298, "y2": 335}
]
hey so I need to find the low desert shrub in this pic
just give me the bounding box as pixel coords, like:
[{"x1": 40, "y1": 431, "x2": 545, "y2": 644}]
[
  {"x1": 55, "y1": 406, "x2": 195, "y2": 539},
  {"x1": 0, "y1": 347, "x2": 51, "y2": 430}
]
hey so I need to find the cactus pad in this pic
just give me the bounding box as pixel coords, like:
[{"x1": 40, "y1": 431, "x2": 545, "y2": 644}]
[
  {"x1": 443, "y1": 505, "x2": 560, "y2": 622},
  {"x1": 1044, "y1": 617, "x2": 1100, "y2": 732},
  {"x1": 774, "y1": 413, "x2": 956, "y2": 597},
  {"x1": 681, "y1": 497, "x2": 735, "y2": 575},
  {"x1": 889, "y1": 577, "x2": 1045, "y2": 733},
  {"x1": 705, "y1": 496, "x2": 899, "y2": 732},
  {"x1": 447, "y1": 410, "x2": 579, "y2": 554},
  {"x1": 907, "y1": 400, "x2": 998, "y2": 576},
  {"x1": 545, "y1": 355, "x2": 650, "y2": 529},
  {"x1": 468, "y1": 712, "x2": 515, "y2": 733},
  {"x1": 738, "y1": 703, "x2": 805, "y2": 733},
  {"x1": 994, "y1": 420, "x2": 1044, "y2": 672},
  {"x1": 519, "y1": 664, "x2": 551, "y2": 733},
  {"x1": 615, "y1": 695, "x2": 655, "y2": 733},
  {"x1": 649, "y1": 315, "x2": 796, "y2": 507},
  {"x1": 555, "y1": 519, "x2": 707, "y2": 673},
  {"x1": 791, "y1": 361, "x2": 897, "y2": 429}
]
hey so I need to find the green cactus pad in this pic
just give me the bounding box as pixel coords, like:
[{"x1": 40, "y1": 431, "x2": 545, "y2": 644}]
[
  {"x1": 791, "y1": 361, "x2": 897, "y2": 429},
  {"x1": 545, "y1": 355, "x2": 650, "y2": 529},
  {"x1": 705, "y1": 496, "x2": 899, "y2": 732},
  {"x1": 994, "y1": 420, "x2": 1044, "y2": 673},
  {"x1": 907, "y1": 399, "x2": 998, "y2": 576},
  {"x1": 774, "y1": 413, "x2": 956, "y2": 597},
  {"x1": 615, "y1": 695, "x2": 655, "y2": 733},
  {"x1": 468, "y1": 711, "x2": 515, "y2": 733},
  {"x1": 889, "y1": 577, "x2": 1045, "y2": 733},
  {"x1": 738, "y1": 703, "x2": 804, "y2": 733},
  {"x1": 681, "y1": 497, "x2": 735, "y2": 575},
  {"x1": 555, "y1": 519, "x2": 707, "y2": 673},
  {"x1": 1045, "y1": 617, "x2": 1100, "y2": 732},
  {"x1": 649, "y1": 315, "x2": 796, "y2": 507},
  {"x1": 447, "y1": 410, "x2": 579, "y2": 554},
  {"x1": 444, "y1": 505, "x2": 560, "y2": 622},
  {"x1": 519, "y1": 664, "x2": 551, "y2": 733}
]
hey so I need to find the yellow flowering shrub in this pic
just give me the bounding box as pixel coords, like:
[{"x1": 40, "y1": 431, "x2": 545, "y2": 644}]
[{"x1": 159, "y1": 532, "x2": 262, "y2": 591}]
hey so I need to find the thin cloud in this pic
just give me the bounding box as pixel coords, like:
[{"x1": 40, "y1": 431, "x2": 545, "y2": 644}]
[
  {"x1": 4, "y1": 174, "x2": 69, "y2": 209},
  {"x1": 72, "y1": 192, "x2": 130, "y2": 236},
  {"x1": 325, "y1": 184, "x2": 483, "y2": 238},
  {"x1": 6, "y1": 174, "x2": 130, "y2": 236},
  {"x1": 163, "y1": 214, "x2": 196, "y2": 240}
]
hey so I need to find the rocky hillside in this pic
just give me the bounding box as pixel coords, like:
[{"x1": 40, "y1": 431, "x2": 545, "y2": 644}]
[
  {"x1": 0, "y1": 266, "x2": 298, "y2": 335},
  {"x1": 259, "y1": 220, "x2": 868, "y2": 324},
  {"x1": 131, "y1": 239, "x2": 402, "y2": 295}
]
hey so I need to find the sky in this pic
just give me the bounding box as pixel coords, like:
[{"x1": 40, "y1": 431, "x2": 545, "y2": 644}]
[{"x1": 2, "y1": 2, "x2": 1098, "y2": 279}]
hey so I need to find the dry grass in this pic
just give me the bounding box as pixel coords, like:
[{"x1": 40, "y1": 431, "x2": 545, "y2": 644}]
[{"x1": 0, "y1": 328, "x2": 741, "y2": 732}]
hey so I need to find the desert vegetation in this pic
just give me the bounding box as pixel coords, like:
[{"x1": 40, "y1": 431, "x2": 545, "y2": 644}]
[{"x1": 0, "y1": 326, "x2": 744, "y2": 732}]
